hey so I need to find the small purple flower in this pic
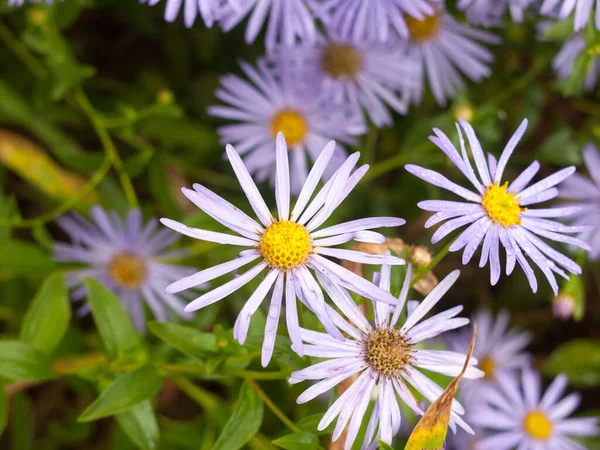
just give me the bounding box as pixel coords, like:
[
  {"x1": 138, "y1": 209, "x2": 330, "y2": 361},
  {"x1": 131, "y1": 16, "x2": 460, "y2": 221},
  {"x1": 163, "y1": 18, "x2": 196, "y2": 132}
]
[
  {"x1": 541, "y1": 0, "x2": 600, "y2": 31},
  {"x1": 406, "y1": 118, "x2": 591, "y2": 294},
  {"x1": 54, "y1": 206, "x2": 197, "y2": 331}
]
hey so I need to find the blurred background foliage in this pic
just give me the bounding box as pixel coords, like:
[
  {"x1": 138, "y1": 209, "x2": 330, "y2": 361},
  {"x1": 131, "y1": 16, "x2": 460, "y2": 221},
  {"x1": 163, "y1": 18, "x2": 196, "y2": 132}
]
[{"x1": 0, "y1": 0, "x2": 599, "y2": 449}]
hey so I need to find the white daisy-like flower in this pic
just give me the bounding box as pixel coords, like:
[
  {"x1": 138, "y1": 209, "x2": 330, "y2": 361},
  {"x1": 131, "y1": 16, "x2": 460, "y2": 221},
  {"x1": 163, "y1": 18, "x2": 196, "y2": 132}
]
[
  {"x1": 559, "y1": 142, "x2": 600, "y2": 260},
  {"x1": 139, "y1": 0, "x2": 232, "y2": 27},
  {"x1": 395, "y1": 4, "x2": 500, "y2": 106},
  {"x1": 161, "y1": 134, "x2": 406, "y2": 366},
  {"x1": 54, "y1": 206, "x2": 196, "y2": 331},
  {"x1": 447, "y1": 308, "x2": 532, "y2": 404},
  {"x1": 309, "y1": 0, "x2": 439, "y2": 42},
  {"x1": 267, "y1": 32, "x2": 415, "y2": 127},
  {"x1": 218, "y1": 0, "x2": 316, "y2": 48},
  {"x1": 551, "y1": 32, "x2": 599, "y2": 92},
  {"x1": 208, "y1": 59, "x2": 365, "y2": 195},
  {"x1": 291, "y1": 264, "x2": 484, "y2": 450},
  {"x1": 541, "y1": 0, "x2": 600, "y2": 31},
  {"x1": 406, "y1": 118, "x2": 591, "y2": 294},
  {"x1": 457, "y1": 0, "x2": 536, "y2": 25},
  {"x1": 470, "y1": 369, "x2": 598, "y2": 449}
]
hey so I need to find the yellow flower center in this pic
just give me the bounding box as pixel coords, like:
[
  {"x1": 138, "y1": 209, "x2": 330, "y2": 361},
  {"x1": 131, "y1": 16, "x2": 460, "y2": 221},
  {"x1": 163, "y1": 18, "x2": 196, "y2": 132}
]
[
  {"x1": 523, "y1": 410, "x2": 553, "y2": 441},
  {"x1": 405, "y1": 10, "x2": 442, "y2": 42},
  {"x1": 479, "y1": 356, "x2": 496, "y2": 380},
  {"x1": 270, "y1": 109, "x2": 308, "y2": 147},
  {"x1": 321, "y1": 43, "x2": 363, "y2": 79},
  {"x1": 365, "y1": 328, "x2": 412, "y2": 377},
  {"x1": 259, "y1": 221, "x2": 312, "y2": 271},
  {"x1": 482, "y1": 182, "x2": 524, "y2": 227},
  {"x1": 108, "y1": 253, "x2": 147, "y2": 289}
]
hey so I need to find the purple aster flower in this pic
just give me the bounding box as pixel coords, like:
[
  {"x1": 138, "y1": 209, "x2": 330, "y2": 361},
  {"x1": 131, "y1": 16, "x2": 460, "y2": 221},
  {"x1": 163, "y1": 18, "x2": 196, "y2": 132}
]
[
  {"x1": 406, "y1": 118, "x2": 592, "y2": 294},
  {"x1": 541, "y1": 0, "x2": 600, "y2": 31},
  {"x1": 161, "y1": 134, "x2": 406, "y2": 366},
  {"x1": 54, "y1": 206, "x2": 196, "y2": 331},
  {"x1": 470, "y1": 369, "x2": 598, "y2": 449},
  {"x1": 139, "y1": 0, "x2": 231, "y2": 27},
  {"x1": 266, "y1": 31, "x2": 416, "y2": 127},
  {"x1": 208, "y1": 59, "x2": 365, "y2": 195},
  {"x1": 559, "y1": 142, "x2": 600, "y2": 260},
  {"x1": 395, "y1": 5, "x2": 500, "y2": 106},
  {"x1": 457, "y1": 0, "x2": 536, "y2": 25},
  {"x1": 291, "y1": 265, "x2": 483, "y2": 450}
]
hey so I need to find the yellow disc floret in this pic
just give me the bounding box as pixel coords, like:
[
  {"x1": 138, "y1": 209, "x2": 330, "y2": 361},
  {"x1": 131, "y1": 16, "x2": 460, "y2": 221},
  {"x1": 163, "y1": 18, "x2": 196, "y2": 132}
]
[
  {"x1": 479, "y1": 356, "x2": 496, "y2": 380},
  {"x1": 259, "y1": 221, "x2": 312, "y2": 271},
  {"x1": 365, "y1": 328, "x2": 412, "y2": 377},
  {"x1": 270, "y1": 109, "x2": 308, "y2": 147},
  {"x1": 405, "y1": 10, "x2": 442, "y2": 43},
  {"x1": 109, "y1": 253, "x2": 147, "y2": 289},
  {"x1": 523, "y1": 410, "x2": 553, "y2": 440},
  {"x1": 321, "y1": 43, "x2": 363, "y2": 79},
  {"x1": 482, "y1": 182, "x2": 524, "y2": 227}
]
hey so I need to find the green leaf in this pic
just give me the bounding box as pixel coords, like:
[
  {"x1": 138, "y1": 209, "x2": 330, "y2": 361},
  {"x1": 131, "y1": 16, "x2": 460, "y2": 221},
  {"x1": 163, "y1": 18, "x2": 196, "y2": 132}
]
[
  {"x1": 536, "y1": 129, "x2": 582, "y2": 165},
  {"x1": 211, "y1": 381, "x2": 263, "y2": 450},
  {"x1": 0, "y1": 388, "x2": 7, "y2": 437},
  {"x1": 543, "y1": 339, "x2": 600, "y2": 387},
  {"x1": 148, "y1": 321, "x2": 218, "y2": 360},
  {"x1": 78, "y1": 366, "x2": 162, "y2": 422},
  {"x1": 20, "y1": 272, "x2": 70, "y2": 354},
  {"x1": 542, "y1": 18, "x2": 575, "y2": 40},
  {"x1": 10, "y1": 393, "x2": 33, "y2": 450},
  {"x1": 564, "y1": 51, "x2": 593, "y2": 96},
  {"x1": 83, "y1": 278, "x2": 145, "y2": 364},
  {"x1": 0, "y1": 240, "x2": 55, "y2": 278},
  {"x1": 272, "y1": 432, "x2": 319, "y2": 450},
  {"x1": 115, "y1": 400, "x2": 160, "y2": 450},
  {"x1": 378, "y1": 440, "x2": 395, "y2": 450},
  {"x1": 297, "y1": 413, "x2": 334, "y2": 436},
  {"x1": 0, "y1": 341, "x2": 53, "y2": 381}
]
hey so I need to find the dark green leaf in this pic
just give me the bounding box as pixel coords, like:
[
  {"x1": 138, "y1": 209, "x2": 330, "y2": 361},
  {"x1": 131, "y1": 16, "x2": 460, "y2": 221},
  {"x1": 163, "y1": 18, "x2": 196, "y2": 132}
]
[
  {"x1": 211, "y1": 381, "x2": 263, "y2": 450},
  {"x1": 0, "y1": 341, "x2": 53, "y2": 381},
  {"x1": 0, "y1": 240, "x2": 55, "y2": 278},
  {"x1": 272, "y1": 432, "x2": 319, "y2": 450},
  {"x1": 84, "y1": 278, "x2": 145, "y2": 364},
  {"x1": 78, "y1": 366, "x2": 162, "y2": 421},
  {"x1": 0, "y1": 387, "x2": 7, "y2": 437},
  {"x1": 20, "y1": 272, "x2": 70, "y2": 354},
  {"x1": 379, "y1": 440, "x2": 395, "y2": 450},
  {"x1": 148, "y1": 321, "x2": 218, "y2": 360},
  {"x1": 543, "y1": 339, "x2": 600, "y2": 387},
  {"x1": 10, "y1": 393, "x2": 33, "y2": 450},
  {"x1": 116, "y1": 400, "x2": 160, "y2": 450}
]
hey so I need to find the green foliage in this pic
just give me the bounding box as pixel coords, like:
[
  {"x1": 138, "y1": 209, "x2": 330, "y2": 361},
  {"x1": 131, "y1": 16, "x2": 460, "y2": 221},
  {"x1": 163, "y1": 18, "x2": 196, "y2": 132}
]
[
  {"x1": 148, "y1": 321, "x2": 218, "y2": 359},
  {"x1": 0, "y1": 341, "x2": 53, "y2": 381},
  {"x1": 272, "y1": 432, "x2": 320, "y2": 450},
  {"x1": 0, "y1": 239, "x2": 55, "y2": 278},
  {"x1": 0, "y1": 388, "x2": 7, "y2": 437},
  {"x1": 544, "y1": 339, "x2": 600, "y2": 387},
  {"x1": 115, "y1": 401, "x2": 160, "y2": 450}
]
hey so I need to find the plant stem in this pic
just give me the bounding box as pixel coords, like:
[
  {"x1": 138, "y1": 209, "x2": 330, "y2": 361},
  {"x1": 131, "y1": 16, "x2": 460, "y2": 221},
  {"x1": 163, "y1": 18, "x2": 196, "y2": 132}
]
[
  {"x1": 411, "y1": 240, "x2": 453, "y2": 287},
  {"x1": 0, "y1": 21, "x2": 47, "y2": 80},
  {"x1": 227, "y1": 369, "x2": 292, "y2": 380},
  {"x1": 171, "y1": 376, "x2": 221, "y2": 412},
  {"x1": 249, "y1": 380, "x2": 301, "y2": 434},
  {"x1": 362, "y1": 142, "x2": 432, "y2": 182}
]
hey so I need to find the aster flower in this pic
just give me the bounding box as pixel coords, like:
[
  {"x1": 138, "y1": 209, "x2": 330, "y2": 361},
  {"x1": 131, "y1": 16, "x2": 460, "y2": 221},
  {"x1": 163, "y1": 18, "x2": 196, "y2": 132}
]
[
  {"x1": 161, "y1": 134, "x2": 406, "y2": 366},
  {"x1": 541, "y1": 0, "x2": 600, "y2": 31},
  {"x1": 138, "y1": 0, "x2": 230, "y2": 28},
  {"x1": 470, "y1": 369, "x2": 598, "y2": 449},
  {"x1": 559, "y1": 142, "x2": 600, "y2": 260},
  {"x1": 406, "y1": 118, "x2": 591, "y2": 294},
  {"x1": 208, "y1": 59, "x2": 365, "y2": 195},
  {"x1": 457, "y1": 0, "x2": 536, "y2": 25},
  {"x1": 395, "y1": 4, "x2": 500, "y2": 106},
  {"x1": 54, "y1": 206, "x2": 196, "y2": 331},
  {"x1": 447, "y1": 308, "x2": 532, "y2": 404},
  {"x1": 291, "y1": 264, "x2": 484, "y2": 450},
  {"x1": 551, "y1": 32, "x2": 599, "y2": 92},
  {"x1": 218, "y1": 0, "x2": 316, "y2": 48},
  {"x1": 309, "y1": 0, "x2": 439, "y2": 42},
  {"x1": 267, "y1": 32, "x2": 415, "y2": 127},
  {"x1": 8, "y1": 0, "x2": 56, "y2": 5}
]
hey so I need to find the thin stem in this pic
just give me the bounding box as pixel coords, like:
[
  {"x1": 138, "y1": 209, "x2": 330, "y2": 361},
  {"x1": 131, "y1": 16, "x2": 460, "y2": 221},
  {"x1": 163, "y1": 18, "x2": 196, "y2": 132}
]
[
  {"x1": 362, "y1": 142, "x2": 432, "y2": 182},
  {"x1": 0, "y1": 21, "x2": 47, "y2": 79},
  {"x1": 411, "y1": 240, "x2": 453, "y2": 287},
  {"x1": 249, "y1": 380, "x2": 301, "y2": 434},
  {"x1": 171, "y1": 376, "x2": 221, "y2": 412},
  {"x1": 227, "y1": 369, "x2": 292, "y2": 380}
]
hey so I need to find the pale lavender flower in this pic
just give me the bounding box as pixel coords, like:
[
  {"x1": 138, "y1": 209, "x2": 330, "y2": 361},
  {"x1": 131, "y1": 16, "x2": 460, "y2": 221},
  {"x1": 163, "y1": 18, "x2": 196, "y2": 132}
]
[
  {"x1": 309, "y1": 0, "x2": 439, "y2": 42},
  {"x1": 470, "y1": 369, "x2": 598, "y2": 449},
  {"x1": 54, "y1": 206, "x2": 196, "y2": 331},
  {"x1": 208, "y1": 59, "x2": 365, "y2": 195},
  {"x1": 406, "y1": 118, "x2": 591, "y2": 294},
  {"x1": 291, "y1": 265, "x2": 483, "y2": 450},
  {"x1": 8, "y1": 0, "x2": 56, "y2": 5},
  {"x1": 457, "y1": 0, "x2": 537, "y2": 25},
  {"x1": 266, "y1": 32, "x2": 416, "y2": 127},
  {"x1": 395, "y1": 6, "x2": 500, "y2": 106},
  {"x1": 552, "y1": 33, "x2": 599, "y2": 92},
  {"x1": 559, "y1": 142, "x2": 600, "y2": 260},
  {"x1": 541, "y1": 0, "x2": 600, "y2": 31},
  {"x1": 139, "y1": 0, "x2": 230, "y2": 27},
  {"x1": 161, "y1": 134, "x2": 406, "y2": 366}
]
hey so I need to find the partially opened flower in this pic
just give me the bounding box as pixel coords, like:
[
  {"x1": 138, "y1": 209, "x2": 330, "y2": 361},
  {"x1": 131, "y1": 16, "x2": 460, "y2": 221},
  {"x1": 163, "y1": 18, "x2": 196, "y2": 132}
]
[
  {"x1": 161, "y1": 134, "x2": 406, "y2": 366},
  {"x1": 470, "y1": 369, "x2": 598, "y2": 449},
  {"x1": 540, "y1": 0, "x2": 600, "y2": 31},
  {"x1": 551, "y1": 33, "x2": 599, "y2": 92},
  {"x1": 208, "y1": 59, "x2": 365, "y2": 195},
  {"x1": 54, "y1": 206, "x2": 196, "y2": 330},
  {"x1": 395, "y1": 4, "x2": 500, "y2": 106},
  {"x1": 291, "y1": 265, "x2": 483, "y2": 450},
  {"x1": 406, "y1": 118, "x2": 591, "y2": 294},
  {"x1": 139, "y1": 0, "x2": 229, "y2": 28},
  {"x1": 457, "y1": 0, "x2": 536, "y2": 25},
  {"x1": 559, "y1": 142, "x2": 600, "y2": 260}
]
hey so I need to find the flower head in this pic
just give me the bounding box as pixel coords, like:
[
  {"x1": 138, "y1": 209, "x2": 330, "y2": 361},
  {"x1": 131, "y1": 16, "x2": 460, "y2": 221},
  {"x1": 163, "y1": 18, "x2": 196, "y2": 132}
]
[
  {"x1": 470, "y1": 369, "x2": 598, "y2": 449},
  {"x1": 406, "y1": 119, "x2": 591, "y2": 294},
  {"x1": 161, "y1": 134, "x2": 406, "y2": 366},
  {"x1": 208, "y1": 59, "x2": 365, "y2": 195},
  {"x1": 291, "y1": 265, "x2": 483, "y2": 450},
  {"x1": 540, "y1": 0, "x2": 600, "y2": 31},
  {"x1": 54, "y1": 206, "x2": 196, "y2": 330},
  {"x1": 139, "y1": 0, "x2": 230, "y2": 28}
]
